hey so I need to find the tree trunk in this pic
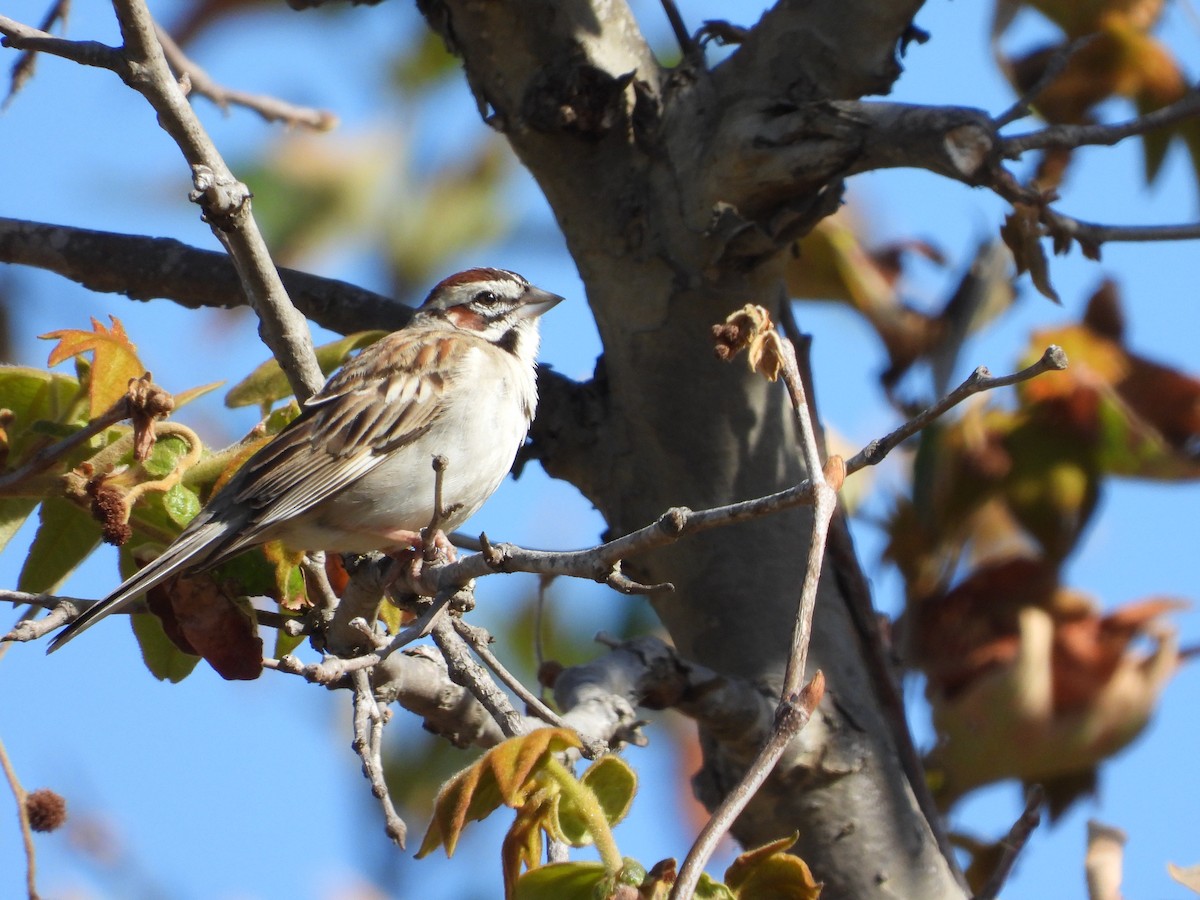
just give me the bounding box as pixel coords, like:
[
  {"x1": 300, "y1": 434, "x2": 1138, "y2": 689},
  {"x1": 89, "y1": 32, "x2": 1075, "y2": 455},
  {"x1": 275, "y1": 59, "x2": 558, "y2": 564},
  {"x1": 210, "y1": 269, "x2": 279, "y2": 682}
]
[{"x1": 418, "y1": 1, "x2": 964, "y2": 895}]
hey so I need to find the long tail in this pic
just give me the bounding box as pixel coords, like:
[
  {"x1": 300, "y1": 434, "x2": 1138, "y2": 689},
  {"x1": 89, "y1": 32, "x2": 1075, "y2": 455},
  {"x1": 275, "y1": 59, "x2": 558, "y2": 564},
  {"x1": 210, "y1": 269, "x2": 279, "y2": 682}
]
[{"x1": 47, "y1": 518, "x2": 233, "y2": 653}]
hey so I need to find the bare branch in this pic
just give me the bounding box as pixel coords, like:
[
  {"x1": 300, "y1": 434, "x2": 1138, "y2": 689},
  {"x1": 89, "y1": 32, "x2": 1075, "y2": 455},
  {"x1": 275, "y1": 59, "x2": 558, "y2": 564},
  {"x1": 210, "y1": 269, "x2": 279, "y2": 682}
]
[
  {"x1": 2, "y1": 4, "x2": 325, "y2": 400},
  {"x1": 430, "y1": 616, "x2": 526, "y2": 738},
  {"x1": 992, "y1": 36, "x2": 1096, "y2": 129},
  {"x1": 671, "y1": 672, "x2": 826, "y2": 900},
  {"x1": 975, "y1": 786, "x2": 1044, "y2": 900},
  {"x1": 845, "y1": 345, "x2": 1069, "y2": 477},
  {"x1": 1002, "y1": 86, "x2": 1200, "y2": 156},
  {"x1": 350, "y1": 669, "x2": 407, "y2": 847},
  {"x1": 0, "y1": 217, "x2": 412, "y2": 335},
  {"x1": 0, "y1": 736, "x2": 42, "y2": 900},
  {"x1": 659, "y1": 0, "x2": 701, "y2": 66},
  {"x1": 674, "y1": 316, "x2": 838, "y2": 900},
  {"x1": 450, "y1": 618, "x2": 587, "y2": 747},
  {"x1": 2, "y1": 0, "x2": 71, "y2": 110},
  {"x1": 111, "y1": 0, "x2": 324, "y2": 399},
  {"x1": 0, "y1": 13, "x2": 121, "y2": 70},
  {"x1": 153, "y1": 23, "x2": 338, "y2": 131},
  {"x1": 1041, "y1": 210, "x2": 1200, "y2": 251}
]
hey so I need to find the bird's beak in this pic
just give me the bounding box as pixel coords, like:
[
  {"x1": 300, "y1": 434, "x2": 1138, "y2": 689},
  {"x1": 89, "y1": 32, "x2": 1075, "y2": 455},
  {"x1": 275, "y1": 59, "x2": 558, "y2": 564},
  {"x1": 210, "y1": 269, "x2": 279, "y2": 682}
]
[{"x1": 518, "y1": 287, "x2": 564, "y2": 319}]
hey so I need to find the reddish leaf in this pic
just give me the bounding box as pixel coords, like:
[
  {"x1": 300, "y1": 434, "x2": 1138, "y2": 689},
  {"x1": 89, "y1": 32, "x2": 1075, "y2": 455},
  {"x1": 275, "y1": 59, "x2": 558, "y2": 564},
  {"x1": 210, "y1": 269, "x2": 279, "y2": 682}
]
[{"x1": 145, "y1": 573, "x2": 263, "y2": 681}]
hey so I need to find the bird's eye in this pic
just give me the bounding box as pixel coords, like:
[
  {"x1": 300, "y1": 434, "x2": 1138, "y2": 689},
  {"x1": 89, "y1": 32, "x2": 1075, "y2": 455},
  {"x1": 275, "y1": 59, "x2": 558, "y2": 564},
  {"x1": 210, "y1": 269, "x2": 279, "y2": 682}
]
[{"x1": 474, "y1": 290, "x2": 499, "y2": 305}]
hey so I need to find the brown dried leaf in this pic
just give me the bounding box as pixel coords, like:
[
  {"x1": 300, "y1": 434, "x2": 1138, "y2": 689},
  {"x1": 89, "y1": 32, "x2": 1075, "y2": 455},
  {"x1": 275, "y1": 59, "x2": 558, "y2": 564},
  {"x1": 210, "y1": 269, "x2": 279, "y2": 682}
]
[
  {"x1": 712, "y1": 305, "x2": 785, "y2": 381},
  {"x1": 1000, "y1": 206, "x2": 1060, "y2": 303}
]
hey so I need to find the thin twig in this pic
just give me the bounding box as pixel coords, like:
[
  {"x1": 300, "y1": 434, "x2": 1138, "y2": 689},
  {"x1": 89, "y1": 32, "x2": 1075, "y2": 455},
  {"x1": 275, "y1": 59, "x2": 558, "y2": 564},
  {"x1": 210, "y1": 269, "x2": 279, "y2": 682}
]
[
  {"x1": 534, "y1": 575, "x2": 552, "y2": 703},
  {"x1": 451, "y1": 618, "x2": 581, "y2": 738},
  {"x1": 0, "y1": 398, "x2": 129, "y2": 491},
  {"x1": 845, "y1": 345, "x2": 1069, "y2": 476},
  {"x1": 975, "y1": 786, "x2": 1044, "y2": 900},
  {"x1": 672, "y1": 321, "x2": 838, "y2": 900},
  {"x1": 1041, "y1": 211, "x2": 1200, "y2": 249},
  {"x1": 993, "y1": 36, "x2": 1095, "y2": 128},
  {"x1": 422, "y1": 455, "x2": 461, "y2": 564},
  {"x1": 670, "y1": 673, "x2": 825, "y2": 900},
  {"x1": 0, "y1": 15, "x2": 122, "y2": 69},
  {"x1": 431, "y1": 616, "x2": 526, "y2": 738},
  {"x1": 660, "y1": 0, "x2": 702, "y2": 64},
  {"x1": 773, "y1": 328, "x2": 839, "y2": 701},
  {"x1": 1002, "y1": 86, "x2": 1200, "y2": 156},
  {"x1": 2, "y1": 0, "x2": 71, "y2": 110},
  {"x1": 350, "y1": 669, "x2": 407, "y2": 847},
  {"x1": 153, "y1": 23, "x2": 337, "y2": 131},
  {"x1": 0, "y1": 736, "x2": 40, "y2": 900}
]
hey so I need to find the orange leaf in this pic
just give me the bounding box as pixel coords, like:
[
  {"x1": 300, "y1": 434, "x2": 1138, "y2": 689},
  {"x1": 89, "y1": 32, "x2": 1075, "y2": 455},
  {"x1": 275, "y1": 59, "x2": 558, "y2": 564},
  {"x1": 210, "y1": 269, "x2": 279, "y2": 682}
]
[
  {"x1": 418, "y1": 728, "x2": 583, "y2": 860},
  {"x1": 40, "y1": 316, "x2": 146, "y2": 419}
]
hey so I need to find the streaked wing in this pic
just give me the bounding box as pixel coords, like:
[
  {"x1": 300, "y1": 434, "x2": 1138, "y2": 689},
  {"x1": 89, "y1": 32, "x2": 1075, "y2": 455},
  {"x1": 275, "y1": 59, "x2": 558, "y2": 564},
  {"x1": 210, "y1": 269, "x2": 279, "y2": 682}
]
[{"x1": 212, "y1": 329, "x2": 465, "y2": 557}]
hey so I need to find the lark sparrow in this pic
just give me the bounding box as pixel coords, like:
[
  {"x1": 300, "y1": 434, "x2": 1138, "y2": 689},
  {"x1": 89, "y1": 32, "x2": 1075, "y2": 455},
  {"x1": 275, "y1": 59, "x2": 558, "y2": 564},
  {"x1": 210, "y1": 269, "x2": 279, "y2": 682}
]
[{"x1": 49, "y1": 268, "x2": 562, "y2": 651}]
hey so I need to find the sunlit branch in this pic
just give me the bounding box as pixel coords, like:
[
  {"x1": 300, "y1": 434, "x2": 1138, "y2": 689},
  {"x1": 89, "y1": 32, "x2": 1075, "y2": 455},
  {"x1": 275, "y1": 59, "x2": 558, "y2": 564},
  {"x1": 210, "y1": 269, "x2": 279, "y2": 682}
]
[{"x1": 845, "y1": 345, "x2": 1068, "y2": 476}]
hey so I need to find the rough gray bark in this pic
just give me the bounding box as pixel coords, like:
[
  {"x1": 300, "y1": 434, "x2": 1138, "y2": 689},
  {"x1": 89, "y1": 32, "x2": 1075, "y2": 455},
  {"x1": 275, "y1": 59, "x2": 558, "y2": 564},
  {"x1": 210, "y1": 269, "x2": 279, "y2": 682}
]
[{"x1": 417, "y1": 1, "x2": 965, "y2": 896}]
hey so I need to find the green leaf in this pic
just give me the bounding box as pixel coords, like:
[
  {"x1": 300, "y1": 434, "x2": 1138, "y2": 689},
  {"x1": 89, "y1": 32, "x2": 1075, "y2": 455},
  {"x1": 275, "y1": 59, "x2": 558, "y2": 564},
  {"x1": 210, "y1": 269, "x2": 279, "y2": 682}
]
[
  {"x1": 556, "y1": 755, "x2": 637, "y2": 845},
  {"x1": 0, "y1": 497, "x2": 38, "y2": 554},
  {"x1": 513, "y1": 862, "x2": 607, "y2": 900},
  {"x1": 17, "y1": 497, "x2": 101, "y2": 594},
  {"x1": 131, "y1": 611, "x2": 201, "y2": 683},
  {"x1": 0, "y1": 366, "x2": 86, "y2": 465},
  {"x1": 583, "y1": 756, "x2": 636, "y2": 828},
  {"x1": 162, "y1": 483, "x2": 201, "y2": 528},
  {"x1": 724, "y1": 834, "x2": 822, "y2": 900},
  {"x1": 225, "y1": 331, "x2": 387, "y2": 411},
  {"x1": 142, "y1": 435, "x2": 191, "y2": 477},
  {"x1": 694, "y1": 873, "x2": 737, "y2": 900}
]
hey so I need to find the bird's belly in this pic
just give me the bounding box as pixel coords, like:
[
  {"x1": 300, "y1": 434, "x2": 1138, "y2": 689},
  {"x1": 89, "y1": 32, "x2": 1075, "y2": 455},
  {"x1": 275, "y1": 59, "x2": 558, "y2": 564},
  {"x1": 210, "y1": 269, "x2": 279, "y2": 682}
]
[{"x1": 278, "y1": 405, "x2": 527, "y2": 553}]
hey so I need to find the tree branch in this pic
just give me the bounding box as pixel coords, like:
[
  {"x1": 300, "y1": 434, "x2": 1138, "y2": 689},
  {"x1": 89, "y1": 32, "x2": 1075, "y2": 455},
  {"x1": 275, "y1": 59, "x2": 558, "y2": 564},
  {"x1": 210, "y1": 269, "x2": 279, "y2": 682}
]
[
  {"x1": 153, "y1": 23, "x2": 338, "y2": 131},
  {"x1": 0, "y1": 217, "x2": 413, "y2": 334},
  {"x1": 1001, "y1": 86, "x2": 1200, "y2": 156}
]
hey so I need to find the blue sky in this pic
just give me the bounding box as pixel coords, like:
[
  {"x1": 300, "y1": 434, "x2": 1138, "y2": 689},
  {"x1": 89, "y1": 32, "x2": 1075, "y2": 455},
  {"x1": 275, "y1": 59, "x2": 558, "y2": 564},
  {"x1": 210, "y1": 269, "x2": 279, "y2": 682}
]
[{"x1": 2, "y1": 0, "x2": 1199, "y2": 897}]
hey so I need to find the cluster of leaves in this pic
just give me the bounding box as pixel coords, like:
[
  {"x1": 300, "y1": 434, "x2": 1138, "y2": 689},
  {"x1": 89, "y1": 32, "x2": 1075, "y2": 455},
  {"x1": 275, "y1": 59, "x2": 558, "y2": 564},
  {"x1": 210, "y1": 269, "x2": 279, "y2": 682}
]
[
  {"x1": 991, "y1": 0, "x2": 1200, "y2": 300},
  {"x1": 889, "y1": 280, "x2": 1194, "y2": 877},
  {"x1": 0, "y1": 317, "x2": 394, "y2": 680},
  {"x1": 418, "y1": 727, "x2": 821, "y2": 900},
  {"x1": 993, "y1": 0, "x2": 1199, "y2": 189}
]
